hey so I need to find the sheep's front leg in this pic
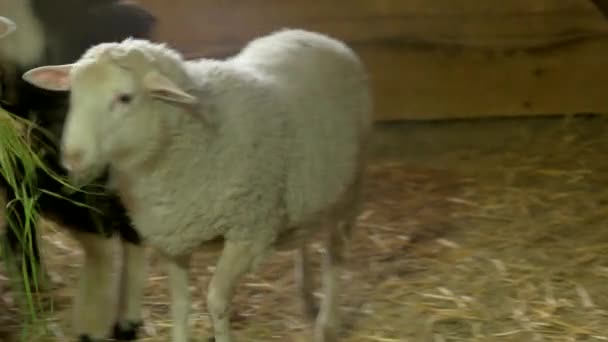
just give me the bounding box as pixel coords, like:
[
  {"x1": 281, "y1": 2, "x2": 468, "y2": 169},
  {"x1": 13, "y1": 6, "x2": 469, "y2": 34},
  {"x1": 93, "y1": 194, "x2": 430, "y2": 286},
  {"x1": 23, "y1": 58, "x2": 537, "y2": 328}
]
[
  {"x1": 113, "y1": 240, "x2": 147, "y2": 340},
  {"x1": 71, "y1": 231, "x2": 119, "y2": 341},
  {"x1": 167, "y1": 254, "x2": 191, "y2": 342},
  {"x1": 208, "y1": 240, "x2": 267, "y2": 342},
  {"x1": 295, "y1": 243, "x2": 317, "y2": 321}
]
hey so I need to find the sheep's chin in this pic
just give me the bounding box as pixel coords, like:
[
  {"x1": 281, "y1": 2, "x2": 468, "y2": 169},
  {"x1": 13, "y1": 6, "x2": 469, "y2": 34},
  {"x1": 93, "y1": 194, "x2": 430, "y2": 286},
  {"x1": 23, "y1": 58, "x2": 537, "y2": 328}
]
[{"x1": 67, "y1": 163, "x2": 108, "y2": 189}]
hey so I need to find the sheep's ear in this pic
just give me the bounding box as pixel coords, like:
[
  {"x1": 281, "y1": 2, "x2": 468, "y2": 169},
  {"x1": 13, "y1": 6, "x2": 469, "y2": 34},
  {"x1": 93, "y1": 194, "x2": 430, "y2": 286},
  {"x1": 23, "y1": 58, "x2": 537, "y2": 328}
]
[
  {"x1": 22, "y1": 64, "x2": 74, "y2": 92},
  {"x1": 143, "y1": 70, "x2": 198, "y2": 105},
  {"x1": 0, "y1": 16, "x2": 16, "y2": 39}
]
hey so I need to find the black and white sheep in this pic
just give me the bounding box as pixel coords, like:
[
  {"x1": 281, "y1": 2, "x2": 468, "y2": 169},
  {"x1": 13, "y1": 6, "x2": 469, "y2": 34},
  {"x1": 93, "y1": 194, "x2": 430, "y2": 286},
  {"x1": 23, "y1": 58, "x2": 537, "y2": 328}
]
[
  {"x1": 23, "y1": 29, "x2": 373, "y2": 342},
  {"x1": 0, "y1": 1, "x2": 156, "y2": 340}
]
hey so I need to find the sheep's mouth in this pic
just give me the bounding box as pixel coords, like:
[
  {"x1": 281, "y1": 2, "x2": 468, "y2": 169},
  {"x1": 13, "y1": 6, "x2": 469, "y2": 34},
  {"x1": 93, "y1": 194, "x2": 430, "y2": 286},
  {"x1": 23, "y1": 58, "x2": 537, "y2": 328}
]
[
  {"x1": 96, "y1": 166, "x2": 111, "y2": 184},
  {"x1": 66, "y1": 162, "x2": 110, "y2": 190}
]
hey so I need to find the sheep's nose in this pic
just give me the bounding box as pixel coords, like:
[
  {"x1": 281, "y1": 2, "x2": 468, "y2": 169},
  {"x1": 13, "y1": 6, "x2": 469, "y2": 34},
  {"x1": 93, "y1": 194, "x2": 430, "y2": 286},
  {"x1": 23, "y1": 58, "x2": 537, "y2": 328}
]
[{"x1": 62, "y1": 149, "x2": 84, "y2": 172}]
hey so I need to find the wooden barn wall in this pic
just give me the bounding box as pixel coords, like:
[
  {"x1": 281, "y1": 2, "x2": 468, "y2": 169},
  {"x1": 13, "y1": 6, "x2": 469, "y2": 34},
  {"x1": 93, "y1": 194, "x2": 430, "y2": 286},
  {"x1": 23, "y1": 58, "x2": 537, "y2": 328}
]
[{"x1": 137, "y1": 0, "x2": 608, "y2": 121}]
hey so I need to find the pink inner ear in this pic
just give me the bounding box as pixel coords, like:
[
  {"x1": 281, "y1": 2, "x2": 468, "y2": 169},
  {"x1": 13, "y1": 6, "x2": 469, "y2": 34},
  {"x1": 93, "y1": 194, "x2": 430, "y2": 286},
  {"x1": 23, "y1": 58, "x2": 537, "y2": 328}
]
[
  {"x1": 0, "y1": 16, "x2": 16, "y2": 39},
  {"x1": 153, "y1": 88, "x2": 169, "y2": 96},
  {"x1": 24, "y1": 67, "x2": 72, "y2": 91},
  {"x1": 154, "y1": 88, "x2": 179, "y2": 98},
  {"x1": 151, "y1": 86, "x2": 197, "y2": 104}
]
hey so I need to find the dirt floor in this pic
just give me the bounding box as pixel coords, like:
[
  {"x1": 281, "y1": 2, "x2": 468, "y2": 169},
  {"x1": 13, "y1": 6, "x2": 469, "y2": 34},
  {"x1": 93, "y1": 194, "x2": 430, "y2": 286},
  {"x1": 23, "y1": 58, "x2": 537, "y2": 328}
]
[{"x1": 2, "y1": 114, "x2": 608, "y2": 341}]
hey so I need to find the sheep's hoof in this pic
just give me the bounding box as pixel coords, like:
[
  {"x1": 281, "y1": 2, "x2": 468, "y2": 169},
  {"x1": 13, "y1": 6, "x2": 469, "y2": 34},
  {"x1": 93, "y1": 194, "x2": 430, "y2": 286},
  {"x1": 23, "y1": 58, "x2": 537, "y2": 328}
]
[
  {"x1": 207, "y1": 337, "x2": 215, "y2": 342},
  {"x1": 112, "y1": 320, "x2": 143, "y2": 341},
  {"x1": 302, "y1": 302, "x2": 320, "y2": 322},
  {"x1": 314, "y1": 323, "x2": 340, "y2": 342},
  {"x1": 78, "y1": 335, "x2": 103, "y2": 342}
]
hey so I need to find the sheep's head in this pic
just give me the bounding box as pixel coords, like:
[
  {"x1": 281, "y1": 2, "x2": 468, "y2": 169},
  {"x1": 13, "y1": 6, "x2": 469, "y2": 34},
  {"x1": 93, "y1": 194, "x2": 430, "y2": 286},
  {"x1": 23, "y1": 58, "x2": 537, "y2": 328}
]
[
  {"x1": 0, "y1": 16, "x2": 16, "y2": 39},
  {"x1": 21, "y1": 41, "x2": 198, "y2": 182}
]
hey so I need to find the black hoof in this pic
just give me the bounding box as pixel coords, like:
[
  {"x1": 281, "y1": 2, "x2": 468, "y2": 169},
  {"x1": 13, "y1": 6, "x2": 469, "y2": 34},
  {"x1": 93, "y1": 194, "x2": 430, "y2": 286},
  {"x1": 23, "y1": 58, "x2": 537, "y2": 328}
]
[
  {"x1": 207, "y1": 337, "x2": 215, "y2": 342},
  {"x1": 78, "y1": 335, "x2": 98, "y2": 342},
  {"x1": 112, "y1": 320, "x2": 143, "y2": 341}
]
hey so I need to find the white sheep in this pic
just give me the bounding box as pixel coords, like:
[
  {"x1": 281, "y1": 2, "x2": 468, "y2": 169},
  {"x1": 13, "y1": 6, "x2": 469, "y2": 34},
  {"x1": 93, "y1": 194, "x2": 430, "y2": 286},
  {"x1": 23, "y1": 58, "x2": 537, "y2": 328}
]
[{"x1": 23, "y1": 29, "x2": 372, "y2": 342}]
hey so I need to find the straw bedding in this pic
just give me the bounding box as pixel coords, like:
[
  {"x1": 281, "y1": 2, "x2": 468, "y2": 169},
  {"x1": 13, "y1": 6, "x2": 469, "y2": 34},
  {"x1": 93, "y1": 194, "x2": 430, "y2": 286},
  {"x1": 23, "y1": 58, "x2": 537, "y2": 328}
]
[{"x1": 1, "y1": 114, "x2": 608, "y2": 341}]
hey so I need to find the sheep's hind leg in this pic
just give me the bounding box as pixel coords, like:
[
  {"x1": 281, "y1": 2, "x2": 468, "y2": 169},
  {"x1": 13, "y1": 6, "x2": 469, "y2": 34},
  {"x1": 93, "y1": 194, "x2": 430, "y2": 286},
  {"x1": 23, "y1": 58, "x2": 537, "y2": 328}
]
[
  {"x1": 167, "y1": 254, "x2": 191, "y2": 342},
  {"x1": 314, "y1": 220, "x2": 351, "y2": 342},
  {"x1": 207, "y1": 240, "x2": 268, "y2": 342},
  {"x1": 113, "y1": 239, "x2": 147, "y2": 341},
  {"x1": 295, "y1": 243, "x2": 318, "y2": 321}
]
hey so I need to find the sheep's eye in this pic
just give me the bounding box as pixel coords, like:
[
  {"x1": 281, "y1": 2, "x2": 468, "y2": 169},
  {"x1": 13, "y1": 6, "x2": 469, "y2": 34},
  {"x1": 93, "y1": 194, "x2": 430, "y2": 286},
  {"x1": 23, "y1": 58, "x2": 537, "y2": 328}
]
[{"x1": 117, "y1": 93, "x2": 133, "y2": 104}]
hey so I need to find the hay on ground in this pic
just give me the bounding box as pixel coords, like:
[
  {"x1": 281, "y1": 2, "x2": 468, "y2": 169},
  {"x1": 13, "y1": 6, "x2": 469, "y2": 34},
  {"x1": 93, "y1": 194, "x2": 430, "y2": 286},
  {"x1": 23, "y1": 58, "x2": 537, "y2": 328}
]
[{"x1": 2, "y1": 115, "x2": 608, "y2": 341}]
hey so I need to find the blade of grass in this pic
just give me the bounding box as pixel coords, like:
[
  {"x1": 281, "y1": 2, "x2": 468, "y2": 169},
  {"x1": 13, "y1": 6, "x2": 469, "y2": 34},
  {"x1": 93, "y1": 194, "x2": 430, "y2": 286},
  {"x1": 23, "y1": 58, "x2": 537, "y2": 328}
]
[{"x1": 0, "y1": 106, "x2": 108, "y2": 340}]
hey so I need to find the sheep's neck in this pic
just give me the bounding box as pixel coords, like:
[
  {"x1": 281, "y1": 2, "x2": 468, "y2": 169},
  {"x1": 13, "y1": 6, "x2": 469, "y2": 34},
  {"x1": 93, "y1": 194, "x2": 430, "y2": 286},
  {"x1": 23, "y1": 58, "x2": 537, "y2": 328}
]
[
  {"x1": 112, "y1": 114, "x2": 173, "y2": 175},
  {"x1": 109, "y1": 146, "x2": 165, "y2": 208},
  {"x1": 108, "y1": 124, "x2": 173, "y2": 214},
  {"x1": 109, "y1": 116, "x2": 209, "y2": 217},
  {"x1": 109, "y1": 169, "x2": 138, "y2": 215}
]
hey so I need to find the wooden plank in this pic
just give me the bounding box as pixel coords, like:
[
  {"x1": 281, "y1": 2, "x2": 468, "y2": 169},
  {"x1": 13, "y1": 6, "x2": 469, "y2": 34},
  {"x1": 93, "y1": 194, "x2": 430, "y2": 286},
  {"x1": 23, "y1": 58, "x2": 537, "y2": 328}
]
[
  {"x1": 591, "y1": 0, "x2": 608, "y2": 18},
  {"x1": 361, "y1": 37, "x2": 608, "y2": 120},
  {"x1": 182, "y1": 37, "x2": 608, "y2": 121},
  {"x1": 140, "y1": 0, "x2": 608, "y2": 53},
  {"x1": 132, "y1": 0, "x2": 608, "y2": 120}
]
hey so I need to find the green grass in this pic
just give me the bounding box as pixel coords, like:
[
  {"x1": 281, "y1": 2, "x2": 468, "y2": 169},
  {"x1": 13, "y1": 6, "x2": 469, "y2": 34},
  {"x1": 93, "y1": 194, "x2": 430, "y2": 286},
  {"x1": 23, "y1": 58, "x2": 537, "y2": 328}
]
[{"x1": 0, "y1": 106, "x2": 93, "y2": 340}]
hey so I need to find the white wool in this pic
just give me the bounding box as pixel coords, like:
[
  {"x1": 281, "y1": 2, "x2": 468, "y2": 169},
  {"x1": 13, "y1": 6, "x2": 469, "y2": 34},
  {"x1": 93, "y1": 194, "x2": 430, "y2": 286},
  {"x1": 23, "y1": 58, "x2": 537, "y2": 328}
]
[{"x1": 62, "y1": 29, "x2": 372, "y2": 257}]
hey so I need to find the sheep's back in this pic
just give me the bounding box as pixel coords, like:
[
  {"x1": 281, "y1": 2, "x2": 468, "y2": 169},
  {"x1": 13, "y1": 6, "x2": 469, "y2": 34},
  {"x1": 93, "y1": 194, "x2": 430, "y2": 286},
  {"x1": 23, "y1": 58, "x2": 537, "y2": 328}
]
[{"x1": 236, "y1": 29, "x2": 372, "y2": 225}]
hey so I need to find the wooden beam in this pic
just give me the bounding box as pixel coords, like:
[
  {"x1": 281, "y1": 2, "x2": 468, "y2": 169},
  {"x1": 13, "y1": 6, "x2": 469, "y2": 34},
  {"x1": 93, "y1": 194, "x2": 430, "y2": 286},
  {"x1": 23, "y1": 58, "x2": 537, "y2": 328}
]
[
  {"x1": 142, "y1": 0, "x2": 608, "y2": 53},
  {"x1": 178, "y1": 37, "x2": 608, "y2": 121},
  {"x1": 591, "y1": 0, "x2": 608, "y2": 19},
  {"x1": 358, "y1": 38, "x2": 608, "y2": 120},
  {"x1": 135, "y1": 0, "x2": 608, "y2": 120}
]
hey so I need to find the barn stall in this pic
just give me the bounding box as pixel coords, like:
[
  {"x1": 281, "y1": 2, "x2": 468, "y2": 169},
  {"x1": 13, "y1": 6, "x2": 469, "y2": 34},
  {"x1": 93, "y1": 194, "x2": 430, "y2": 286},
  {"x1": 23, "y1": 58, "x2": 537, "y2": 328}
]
[{"x1": 2, "y1": 0, "x2": 608, "y2": 341}]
